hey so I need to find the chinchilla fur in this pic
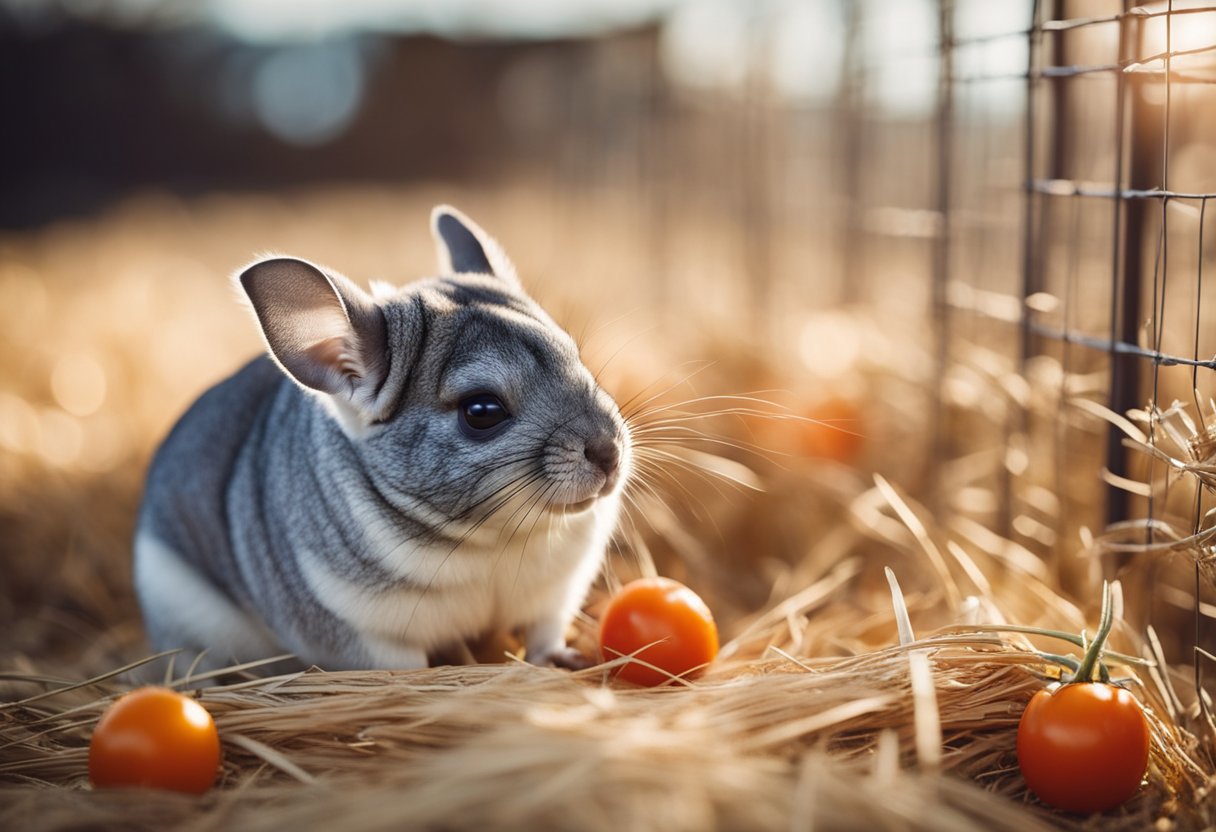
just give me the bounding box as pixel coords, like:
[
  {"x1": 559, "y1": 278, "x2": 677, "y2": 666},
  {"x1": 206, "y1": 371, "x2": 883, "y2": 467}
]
[{"x1": 134, "y1": 206, "x2": 631, "y2": 672}]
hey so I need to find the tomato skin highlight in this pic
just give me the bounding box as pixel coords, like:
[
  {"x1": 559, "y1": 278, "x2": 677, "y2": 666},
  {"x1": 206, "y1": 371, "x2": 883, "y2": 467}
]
[
  {"x1": 598, "y1": 577, "x2": 719, "y2": 687},
  {"x1": 1016, "y1": 683, "x2": 1150, "y2": 814},
  {"x1": 89, "y1": 687, "x2": 221, "y2": 795}
]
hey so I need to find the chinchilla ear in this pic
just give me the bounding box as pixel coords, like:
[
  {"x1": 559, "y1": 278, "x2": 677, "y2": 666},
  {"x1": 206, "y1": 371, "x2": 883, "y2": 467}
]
[
  {"x1": 238, "y1": 257, "x2": 388, "y2": 412},
  {"x1": 430, "y1": 205, "x2": 520, "y2": 285}
]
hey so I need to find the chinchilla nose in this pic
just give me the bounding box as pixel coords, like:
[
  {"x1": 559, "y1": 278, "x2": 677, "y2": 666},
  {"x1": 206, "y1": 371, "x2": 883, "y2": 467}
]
[{"x1": 584, "y1": 437, "x2": 621, "y2": 493}]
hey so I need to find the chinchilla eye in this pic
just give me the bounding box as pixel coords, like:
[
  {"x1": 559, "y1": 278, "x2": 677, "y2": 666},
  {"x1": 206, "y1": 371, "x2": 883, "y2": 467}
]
[{"x1": 458, "y1": 393, "x2": 511, "y2": 438}]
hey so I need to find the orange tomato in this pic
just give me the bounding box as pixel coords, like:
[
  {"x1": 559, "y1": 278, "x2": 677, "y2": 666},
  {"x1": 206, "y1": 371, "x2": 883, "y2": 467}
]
[
  {"x1": 745, "y1": 395, "x2": 864, "y2": 465},
  {"x1": 89, "y1": 687, "x2": 221, "y2": 794},
  {"x1": 1016, "y1": 682, "x2": 1150, "y2": 813},
  {"x1": 799, "y1": 396, "x2": 863, "y2": 463},
  {"x1": 598, "y1": 577, "x2": 719, "y2": 687}
]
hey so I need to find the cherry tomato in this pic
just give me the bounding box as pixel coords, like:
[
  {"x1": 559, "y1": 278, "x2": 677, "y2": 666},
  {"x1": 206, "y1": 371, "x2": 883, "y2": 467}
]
[
  {"x1": 746, "y1": 396, "x2": 864, "y2": 465},
  {"x1": 1016, "y1": 682, "x2": 1150, "y2": 813},
  {"x1": 89, "y1": 687, "x2": 221, "y2": 794},
  {"x1": 598, "y1": 577, "x2": 719, "y2": 687},
  {"x1": 800, "y1": 396, "x2": 863, "y2": 463}
]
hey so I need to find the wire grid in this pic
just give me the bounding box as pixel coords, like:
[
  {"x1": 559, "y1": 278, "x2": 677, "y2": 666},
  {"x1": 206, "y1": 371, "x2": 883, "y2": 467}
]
[
  {"x1": 935, "y1": 0, "x2": 1216, "y2": 680},
  {"x1": 1035, "y1": 2, "x2": 1216, "y2": 517}
]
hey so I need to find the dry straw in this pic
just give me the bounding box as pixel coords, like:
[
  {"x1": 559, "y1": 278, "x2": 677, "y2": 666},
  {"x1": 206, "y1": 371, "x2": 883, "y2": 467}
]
[{"x1": 2, "y1": 495, "x2": 1212, "y2": 831}]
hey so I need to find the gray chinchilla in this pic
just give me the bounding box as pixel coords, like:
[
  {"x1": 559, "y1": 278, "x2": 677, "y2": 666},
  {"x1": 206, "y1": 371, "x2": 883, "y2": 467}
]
[{"x1": 134, "y1": 206, "x2": 631, "y2": 672}]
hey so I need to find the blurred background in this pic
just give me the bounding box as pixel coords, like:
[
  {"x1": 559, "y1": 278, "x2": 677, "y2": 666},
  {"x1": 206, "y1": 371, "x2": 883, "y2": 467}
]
[{"x1": 4, "y1": 0, "x2": 1216, "y2": 693}]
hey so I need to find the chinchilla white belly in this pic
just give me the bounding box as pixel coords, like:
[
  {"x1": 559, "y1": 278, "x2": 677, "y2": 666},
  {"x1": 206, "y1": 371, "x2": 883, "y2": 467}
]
[{"x1": 297, "y1": 493, "x2": 619, "y2": 666}]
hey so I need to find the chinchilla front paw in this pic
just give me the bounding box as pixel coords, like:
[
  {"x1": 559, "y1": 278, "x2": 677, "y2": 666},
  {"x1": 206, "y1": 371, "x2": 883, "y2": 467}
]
[{"x1": 534, "y1": 645, "x2": 595, "y2": 671}]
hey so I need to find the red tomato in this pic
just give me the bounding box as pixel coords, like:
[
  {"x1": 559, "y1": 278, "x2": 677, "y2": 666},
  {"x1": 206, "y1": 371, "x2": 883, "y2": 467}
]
[
  {"x1": 598, "y1": 577, "x2": 719, "y2": 687},
  {"x1": 89, "y1": 687, "x2": 221, "y2": 794},
  {"x1": 1016, "y1": 682, "x2": 1150, "y2": 813}
]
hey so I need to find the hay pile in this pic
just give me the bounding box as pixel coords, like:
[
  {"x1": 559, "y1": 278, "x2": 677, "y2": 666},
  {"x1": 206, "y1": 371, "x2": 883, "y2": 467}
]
[
  {"x1": 2, "y1": 188, "x2": 1215, "y2": 830},
  {"x1": 0, "y1": 648, "x2": 1064, "y2": 832},
  {"x1": 2, "y1": 480, "x2": 1213, "y2": 831}
]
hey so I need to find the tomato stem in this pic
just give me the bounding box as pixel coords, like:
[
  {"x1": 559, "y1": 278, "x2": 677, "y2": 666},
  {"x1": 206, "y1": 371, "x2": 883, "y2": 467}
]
[
  {"x1": 1038, "y1": 652, "x2": 1080, "y2": 674},
  {"x1": 945, "y1": 624, "x2": 1150, "y2": 666},
  {"x1": 1071, "y1": 581, "x2": 1115, "y2": 684}
]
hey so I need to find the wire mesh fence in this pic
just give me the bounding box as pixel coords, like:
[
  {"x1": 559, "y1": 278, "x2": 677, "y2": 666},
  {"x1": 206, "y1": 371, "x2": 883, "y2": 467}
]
[{"x1": 930, "y1": 0, "x2": 1216, "y2": 700}]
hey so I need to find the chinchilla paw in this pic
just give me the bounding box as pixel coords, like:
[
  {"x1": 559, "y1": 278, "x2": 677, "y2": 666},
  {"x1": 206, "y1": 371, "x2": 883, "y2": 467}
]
[{"x1": 536, "y1": 645, "x2": 595, "y2": 671}]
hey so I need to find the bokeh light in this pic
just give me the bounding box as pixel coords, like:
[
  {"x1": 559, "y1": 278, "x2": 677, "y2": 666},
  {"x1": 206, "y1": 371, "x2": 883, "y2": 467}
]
[
  {"x1": 51, "y1": 354, "x2": 108, "y2": 417},
  {"x1": 36, "y1": 408, "x2": 83, "y2": 468},
  {"x1": 252, "y1": 40, "x2": 366, "y2": 146}
]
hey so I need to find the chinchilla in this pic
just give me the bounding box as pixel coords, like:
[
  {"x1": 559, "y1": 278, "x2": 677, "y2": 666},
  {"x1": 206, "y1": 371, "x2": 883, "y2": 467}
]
[{"x1": 134, "y1": 206, "x2": 631, "y2": 672}]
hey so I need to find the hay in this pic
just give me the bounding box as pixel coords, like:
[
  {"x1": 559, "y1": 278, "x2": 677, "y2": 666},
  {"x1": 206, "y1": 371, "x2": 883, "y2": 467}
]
[
  {"x1": 0, "y1": 631, "x2": 1207, "y2": 832},
  {"x1": 3, "y1": 486, "x2": 1214, "y2": 832}
]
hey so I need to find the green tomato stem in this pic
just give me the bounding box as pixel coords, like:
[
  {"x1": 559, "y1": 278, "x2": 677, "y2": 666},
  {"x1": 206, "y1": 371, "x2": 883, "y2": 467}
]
[
  {"x1": 1071, "y1": 581, "x2": 1115, "y2": 684},
  {"x1": 946, "y1": 624, "x2": 1149, "y2": 667},
  {"x1": 1036, "y1": 652, "x2": 1080, "y2": 674}
]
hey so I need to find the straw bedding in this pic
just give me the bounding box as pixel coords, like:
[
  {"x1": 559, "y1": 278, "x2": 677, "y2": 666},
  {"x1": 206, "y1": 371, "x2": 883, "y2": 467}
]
[
  {"x1": 0, "y1": 644, "x2": 1205, "y2": 831},
  {"x1": 2, "y1": 481, "x2": 1212, "y2": 831}
]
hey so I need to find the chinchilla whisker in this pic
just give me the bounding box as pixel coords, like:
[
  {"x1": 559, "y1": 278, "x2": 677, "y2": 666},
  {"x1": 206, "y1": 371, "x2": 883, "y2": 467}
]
[
  {"x1": 399, "y1": 469, "x2": 552, "y2": 642},
  {"x1": 633, "y1": 445, "x2": 724, "y2": 479},
  {"x1": 629, "y1": 456, "x2": 724, "y2": 525},
  {"x1": 634, "y1": 414, "x2": 854, "y2": 446},
  {"x1": 619, "y1": 486, "x2": 657, "y2": 527},
  {"x1": 588, "y1": 342, "x2": 638, "y2": 391},
  {"x1": 620, "y1": 471, "x2": 724, "y2": 555},
  {"x1": 412, "y1": 452, "x2": 545, "y2": 502},
  {"x1": 626, "y1": 390, "x2": 789, "y2": 419},
  {"x1": 441, "y1": 426, "x2": 565, "y2": 521},
  {"x1": 460, "y1": 422, "x2": 578, "y2": 548},
  {"x1": 627, "y1": 409, "x2": 782, "y2": 432},
  {"x1": 626, "y1": 451, "x2": 732, "y2": 527},
  {"x1": 630, "y1": 430, "x2": 769, "y2": 460},
  {"x1": 480, "y1": 463, "x2": 551, "y2": 511},
  {"x1": 371, "y1": 463, "x2": 542, "y2": 550},
  {"x1": 454, "y1": 462, "x2": 544, "y2": 515},
  {"x1": 504, "y1": 482, "x2": 562, "y2": 609},
  {"x1": 613, "y1": 501, "x2": 658, "y2": 577},
  {"x1": 484, "y1": 478, "x2": 550, "y2": 590},
  {"x1": 631, "y1": 442, "x2": 740, "y2": 483},
  {"x1": 621, "y1": 469, "x2": 710, "y2": 537},
  {"x1": 638, "y1": 461, "x2": 739, "y2": 516},
  {"x1": 421, "y1": 472, "x2": 544, "y2": 548},
  {"x1": 623, "y1": 469, "x2": 665, "y2": 507},
  {"x1": 416, "y1": 468, "x2": 554, "y2": 629},
  {"x1": 490, "y1": 475, "x2": 551, "y2": 553},
  {"x1": 448, "y1": 470, "x2": 550, "y2": 547},
  {"x1": 437, "y1": 463, "x2": 542, "y2": 512},
  {"x1": 615, "y1": 361, "x2": 718, "y2": 421}
]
